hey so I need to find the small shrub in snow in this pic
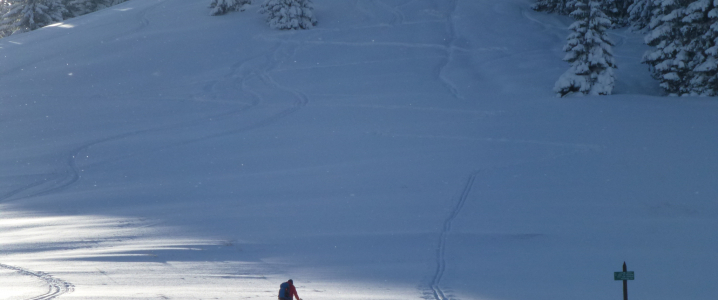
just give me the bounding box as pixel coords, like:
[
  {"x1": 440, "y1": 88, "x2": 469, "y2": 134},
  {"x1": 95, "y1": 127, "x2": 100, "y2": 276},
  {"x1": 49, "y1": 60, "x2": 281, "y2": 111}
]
[
  {"x1": 259, "y1": 0, "x2": 316, "y2": 30},
  {"x1": 209, "y1": 0, "x2": 251, "y2": 16},
  {"x1": 554, "y1": 0, "x2": 616, "y2": 97}
]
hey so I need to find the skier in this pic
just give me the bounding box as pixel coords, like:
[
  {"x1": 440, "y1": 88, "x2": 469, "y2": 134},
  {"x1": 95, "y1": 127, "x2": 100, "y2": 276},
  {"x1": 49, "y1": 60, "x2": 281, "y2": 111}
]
[{"x1": 278, "y1": 279, "x2": 301, "y2": 300}]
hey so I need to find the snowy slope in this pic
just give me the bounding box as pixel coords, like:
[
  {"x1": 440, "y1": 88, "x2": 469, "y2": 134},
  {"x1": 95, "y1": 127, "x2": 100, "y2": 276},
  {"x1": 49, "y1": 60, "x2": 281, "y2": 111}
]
[{"x1": 1, "y1": 1, "x2": 717, "y2": 300}]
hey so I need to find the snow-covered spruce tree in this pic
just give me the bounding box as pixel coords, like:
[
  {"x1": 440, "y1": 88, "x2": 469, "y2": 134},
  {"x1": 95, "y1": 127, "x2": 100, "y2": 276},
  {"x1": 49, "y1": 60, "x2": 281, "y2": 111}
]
[
  {"x1": 209, "y1": 0, "x2": 251, "y2": 16},
  {"x1": 0, "y1": 0, "x2": 10, "y2": 17},
  {"x1": 534, "y1": 0, "x2": 637, "y2": 26},
  {"x1": 63, "y1": 0, "x2": 94, "y2": 18},
  {"x1": 603, "y1": 0, "x2": 633, "y2": 27},
  {"x1": 62, "y1": 0, "x2": 128, "y2": 18},
  {"x1": 88, "y1": 0, "x2": 126, "y2": 11},
  {"x1": 642, "y1": 0, "x2": 702, "y2": 95},
  {"x1": 554, "y1": 0, "x2": 617, "y2": 96},
  {"x1": 0, "y1": 0, "x2": 66, "y2": 36},
  {"x1": 533, "y1": 0, "x2": 572, "y2": 14},
  {"x1": 628, "y1": 0, "x2": 658, "y2": 31},
  {"x1": 693, "y1": 0, "x2": 718, "y2": 95},
  {"x1": 685, "y1": 0, "x2": 717, "y2": 95},
  {"x1": 259, "y1": 0, "x2": 316, "y2": 30}
]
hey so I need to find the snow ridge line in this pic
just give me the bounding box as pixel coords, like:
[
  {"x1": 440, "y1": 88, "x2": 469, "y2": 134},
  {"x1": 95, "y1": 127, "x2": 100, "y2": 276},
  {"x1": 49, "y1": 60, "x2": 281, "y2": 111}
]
[
  {"x1": 430, "y1": 172, "x2": 477, "y2": 300},
  {"x1": 0, "y1": 263, "x2": 74, "y2": 300}
]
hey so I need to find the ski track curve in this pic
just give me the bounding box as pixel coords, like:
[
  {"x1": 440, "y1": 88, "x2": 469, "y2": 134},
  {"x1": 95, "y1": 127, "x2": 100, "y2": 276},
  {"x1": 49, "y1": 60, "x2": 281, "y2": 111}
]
[
  {"x1": 171, "y1": 41, "x2": 309, "y2": 145},
  {"x1": 426, "y1": 142, "x2": 605, "y2": 300},
  {"x1": 430, "y1": 172, "x2": 477, "y2": 300},
  {"x1": 1, "y1": 42, "x2": 267, "y2": 202},
  {"x1": 0, "y1": 263, "x2": 74, "y2": 300},
  {"x1": 2, "y1": 40, "x2": 311, "y2": 203},
  {"x1": 438, "y1": 0, "x2": 463, "y2": 100},
  {"x1": 66, "y1": 48, "x2": 277, "y2": 172},
  {"x1": 11, "y1": 38, "x2": 311, "y2": 202},
  {"x1": 0, "y1": 104, "x2": 241, "y2": 204},
  {"x1": 0, "y1": 1, "x2": 172, "y2": 203},
  {"x1": 375, "y1": 0, "x2": 405, "y2": 25},
  {"x1": 104, "y1": 0, "x2": 164, "y2": 42}
]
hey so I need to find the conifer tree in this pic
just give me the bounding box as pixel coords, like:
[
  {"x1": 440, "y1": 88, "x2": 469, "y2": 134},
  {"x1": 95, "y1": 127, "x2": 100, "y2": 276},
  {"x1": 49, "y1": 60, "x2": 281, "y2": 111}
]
[
  {"x1": 259, "y1": 0, "x2": 316, "y2": 30},
  {"x1": 604, "y1": 0, "x2": 633, "y2": 27},
  {"x1": 533, "y1": 0, "x2": 572, "y2": 14},
  {"x1": 695, "y1": 0, "x2": 718, "y2": 95},
  {"x1": 63, "y1": 0, "x2": 92, "y2": 17},
  {"x1": 534, "y1": 0, "x2": 635, "y2": 25},
  {"x1": 0, "y1": 0, "x2": 66, "y2": 36},
  {"x1": 685, "y1": 0, "x2": 716, "y2": 95},
  {"x1": 63, "y1": 0, "x2": 128, "y2": 18},
  {"x1": 627, "y1": 0, "x2": 657, "y2": 31},
  {"x1": 554, "y1": 0, "x2": 617, "y2": 96},
  {"x1": 643, "y1": 0, "x2": 694, "y2": 95},
  {"x1": 209, "y1": 0, "x2": 251, "y2": 16}
]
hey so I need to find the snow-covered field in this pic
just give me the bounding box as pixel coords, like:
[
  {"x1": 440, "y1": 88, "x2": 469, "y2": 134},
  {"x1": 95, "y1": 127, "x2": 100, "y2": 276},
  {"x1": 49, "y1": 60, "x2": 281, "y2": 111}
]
[{"x1": 1, "y1": 0, "x2": 717, "y2": 300}]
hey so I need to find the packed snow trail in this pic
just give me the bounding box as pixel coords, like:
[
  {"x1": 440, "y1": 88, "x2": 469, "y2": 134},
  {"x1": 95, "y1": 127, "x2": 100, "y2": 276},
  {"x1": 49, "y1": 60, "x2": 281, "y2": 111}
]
[
  {"x1": 0, "y1": 264, "x2": 74, "y2": 300},
  {"x1": 430, "y1": 172, "x2": 477, "y2": 300}
]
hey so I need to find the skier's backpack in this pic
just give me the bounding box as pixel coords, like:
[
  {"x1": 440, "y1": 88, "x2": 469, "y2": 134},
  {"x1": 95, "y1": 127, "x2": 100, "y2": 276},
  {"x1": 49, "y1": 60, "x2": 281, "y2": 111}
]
[{"x1": 278, "y1": 282, "x2": 290, "y2": 299}]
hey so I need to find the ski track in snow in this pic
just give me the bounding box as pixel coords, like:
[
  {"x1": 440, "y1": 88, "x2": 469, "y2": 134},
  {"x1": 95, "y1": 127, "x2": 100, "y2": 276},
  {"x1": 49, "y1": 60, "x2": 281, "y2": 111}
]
[
  {"x1": 166, "y1": 41, "x2": 309, "y2": 146},
  {"x1": 1, "y1": 38, "x2": 311, "y2": 203},
  {"x1": 263, "y1": 0, "x2": 467, "y2": 101},
  {"x1": 430, "y1": 172, "x2": 477, "y2": 300},
  {"x1": 0, "y1": 174, "x2": 64, "y2": 203},
  {"x1": 102, "y1": 0, "x2": 162, "y2": 42},
  {"x1": 438, "y1": 0, "x2": 463, "y2": 100},
  {"x1": 0, "y1": 1, "x2": 181, "y2": 203},
  {"x1": 427, "y1": 142, "x2": 604, "y2": 300},
  {"x1": 0, "y1": 263, "x2": 74, "y2": 300},
  {"x1": 0, "y1": 104, "x2": 249, "y2": 204},
  {"x1": 375, "y1": 0, "x2": 406, "y2": 25},
  {"x1": 519, "y1": 6, "x2": 566, "y2": 43}
]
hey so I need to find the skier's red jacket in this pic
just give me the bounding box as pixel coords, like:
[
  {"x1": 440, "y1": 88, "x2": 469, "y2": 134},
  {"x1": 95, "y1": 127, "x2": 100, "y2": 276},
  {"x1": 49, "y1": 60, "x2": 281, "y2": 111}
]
[{"x1": 287, "y1": 281, "x2": 300, "y2": 300}]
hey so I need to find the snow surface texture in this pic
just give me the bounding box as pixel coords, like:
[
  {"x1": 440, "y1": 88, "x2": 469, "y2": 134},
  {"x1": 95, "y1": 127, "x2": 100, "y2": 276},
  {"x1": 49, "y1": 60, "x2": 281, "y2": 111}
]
[{"x1": 0, "y1": 0, "x2": 716, "y2": 300}]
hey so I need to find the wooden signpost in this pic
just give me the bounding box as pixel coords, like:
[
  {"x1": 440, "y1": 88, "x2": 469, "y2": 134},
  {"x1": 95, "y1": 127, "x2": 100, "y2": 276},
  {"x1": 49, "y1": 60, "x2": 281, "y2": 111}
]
[{"x1": 614, "y1": 262, "x2": 635, "y2": 300}]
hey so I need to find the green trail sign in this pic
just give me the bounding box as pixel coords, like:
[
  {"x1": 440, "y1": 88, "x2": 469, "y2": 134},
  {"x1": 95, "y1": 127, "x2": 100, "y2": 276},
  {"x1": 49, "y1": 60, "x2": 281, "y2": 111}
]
[
  {"x1": 615, "y1": 262, "x2": 634, "y2": 300},
  {"x1": 614, "y1": 271, "x2": 635, "y2": 281}
]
